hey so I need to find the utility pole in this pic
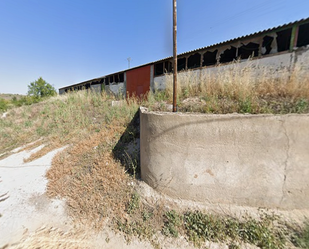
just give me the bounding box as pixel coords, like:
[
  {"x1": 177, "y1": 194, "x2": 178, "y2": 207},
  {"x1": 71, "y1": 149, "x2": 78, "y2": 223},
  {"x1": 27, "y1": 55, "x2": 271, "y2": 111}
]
[
  {"x1": 127, "y1": 57, "x2": 131, "y2": 69},
  {"x1": 173, "y1": 0, "x2": 177, "y2": 112}
]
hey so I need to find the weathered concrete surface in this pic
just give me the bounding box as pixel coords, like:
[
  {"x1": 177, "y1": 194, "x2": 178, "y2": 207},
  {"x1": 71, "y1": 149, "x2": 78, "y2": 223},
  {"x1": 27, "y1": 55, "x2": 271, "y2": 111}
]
[
  {"x1": 106, "y1": 82, "x2": 125, "y2": 96},
  {"x1": 140, "y1": 108, "x2": 309, "y2": 210}
]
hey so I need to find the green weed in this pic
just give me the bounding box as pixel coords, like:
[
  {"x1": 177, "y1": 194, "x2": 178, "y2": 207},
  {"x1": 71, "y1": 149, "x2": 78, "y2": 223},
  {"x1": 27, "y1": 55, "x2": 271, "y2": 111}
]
[
  {"x1": 162, "y1": 210, "x2": 182, "y2": 238},
  {"x1": 142, "y1": 210, "x2": 153, "y2": 221},
  {"x1": 183, "y1": 210, "x2": 284, "y2": 248},
  {"x1": 127, "y1": 192, "x2": 140, "y2": 214},
  {"x1": 0, "y1": 98, "x2": 8, "y2": 112},
  {"x1": 291, "y1": 222, "x2": 309, "y2": 248}
]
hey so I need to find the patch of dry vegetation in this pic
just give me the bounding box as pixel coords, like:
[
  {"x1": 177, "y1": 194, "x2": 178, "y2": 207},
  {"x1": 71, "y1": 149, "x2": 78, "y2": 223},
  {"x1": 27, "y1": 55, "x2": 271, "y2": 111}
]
[
  {"x1": 8, "y1": 226, "x2": 92, "y2": 249},
  {"x1": 0, "y1": 93, "x2": 25, "y2": 101},
  {"x1": 1, "y1": 60, "x2": 309, "y2": 248},
  {"x1": 0, "y1": 91, "x2": 139, "y2": 157},
  {"x1": 46, "y1": 122, "x2": 133, "y2": 228},
  {"x1": 149, "y1": 59, "x2": 309, "y2": 114}
]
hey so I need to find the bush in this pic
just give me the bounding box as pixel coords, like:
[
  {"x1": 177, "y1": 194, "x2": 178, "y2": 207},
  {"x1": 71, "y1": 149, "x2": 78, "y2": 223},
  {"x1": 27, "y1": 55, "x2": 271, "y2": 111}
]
[{"x1": 0, "y1": 98, "x2": 8, "y2": 112}]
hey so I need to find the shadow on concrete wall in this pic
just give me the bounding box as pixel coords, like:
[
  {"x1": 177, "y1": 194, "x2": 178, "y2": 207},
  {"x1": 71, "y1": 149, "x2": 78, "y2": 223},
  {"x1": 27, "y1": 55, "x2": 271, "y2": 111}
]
[
  {"x1": 112, "y1": 110, "x2": 141, "y2": 178},
  {"x1": 140, "y1": 109, "x2": 309, "y2": 209}
]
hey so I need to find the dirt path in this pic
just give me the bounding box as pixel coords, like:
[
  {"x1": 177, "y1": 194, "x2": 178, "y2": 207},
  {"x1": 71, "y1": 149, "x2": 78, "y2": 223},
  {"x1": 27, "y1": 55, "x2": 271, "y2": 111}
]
[
  {"x1": 0, "y1": 145, "x2": 158, "y2": 249},
  {"x1": 0, "y1": 145, "x2": 70, "y2": 248}
]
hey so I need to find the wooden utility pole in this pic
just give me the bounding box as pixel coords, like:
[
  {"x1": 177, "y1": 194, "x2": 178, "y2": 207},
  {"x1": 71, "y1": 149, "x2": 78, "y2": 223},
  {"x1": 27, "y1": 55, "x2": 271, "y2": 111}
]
[{"x1": 173, "y1": 0, "x2": 177, "y2": 112}]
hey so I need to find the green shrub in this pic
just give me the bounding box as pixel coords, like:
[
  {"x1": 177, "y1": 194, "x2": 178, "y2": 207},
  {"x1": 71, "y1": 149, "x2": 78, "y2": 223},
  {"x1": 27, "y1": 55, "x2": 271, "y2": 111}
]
[
  {"x1": 291, "y1": 222, "x2": 309, "y2": 248},
  {"x1": 0, "y1": 98, "x2": 8, "y2": 112},
  {"x1": 162, "y1": 210, "x2": 182, "y2": 237},
  {"x1": 127, "y1": 192, "x2": 140, "y2": 214}
]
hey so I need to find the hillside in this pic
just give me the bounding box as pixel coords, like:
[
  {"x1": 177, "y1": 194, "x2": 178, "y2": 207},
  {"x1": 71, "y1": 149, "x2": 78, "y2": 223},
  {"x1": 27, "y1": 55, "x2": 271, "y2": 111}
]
[
  {"x1": 0, "y1": 93, "x2": 25, "y2": 101},
  {"x1": 1, "y1": 66, "x2": 309, "y2": 248}
]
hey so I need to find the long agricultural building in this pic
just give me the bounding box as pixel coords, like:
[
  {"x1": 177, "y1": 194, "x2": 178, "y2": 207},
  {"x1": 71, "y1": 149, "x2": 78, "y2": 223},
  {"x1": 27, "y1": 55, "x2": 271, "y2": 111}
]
[{"x1": 59, "y1": 17, "x2": 309, "y2": 97}]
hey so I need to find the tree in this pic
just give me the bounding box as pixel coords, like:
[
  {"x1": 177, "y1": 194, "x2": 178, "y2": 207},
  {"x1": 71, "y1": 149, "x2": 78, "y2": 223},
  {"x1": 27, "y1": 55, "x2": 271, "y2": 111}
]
[{"x1": 27, "y1": 77, "x2": 57, "y2": 98}]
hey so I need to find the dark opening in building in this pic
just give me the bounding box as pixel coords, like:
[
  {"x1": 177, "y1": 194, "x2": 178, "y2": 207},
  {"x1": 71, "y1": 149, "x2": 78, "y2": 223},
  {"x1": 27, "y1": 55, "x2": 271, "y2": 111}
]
[
  {"x1": 119, "y1": 73, "x2": 124, "y2": 82},
  {"x1": 262, "y1": 36, "x2": 274, "y2": 55},
  {"x1": 238, "y1": 42, "x2": 259, "y2": 59},
  {"x1": 154, "y1": 62, "x2": 164, "y2": 76},
  {"x1": 177, "y1": 57, "x2": 186, "y2": 71},
  {"x1": 202, "y1": 50, "x2": 217, "y2": 66},
  {"x1": 220, "y1": 46, "x2": 237, "y2": 63},
  {"x1": 276, "y1": 28, "x2": 292, "y2": 52},
  {"x1": 105, "y1": 77, "x2": 109, "y2": 85},
  {"x1": 187, "y1": 53, "x2": 201, "y2": 69},
  {"x1": 109, "y1": 75, "x2": 114, "y2": 83},
  {"x1": 297, "y1": 23, "x2": 309, "y2": 47},
  {"x1": 164, "y1": 61, "x2": 172, "y2": 73},
  {"x1": 115, "y1": 74, "x2": 119, "y2": 83}
]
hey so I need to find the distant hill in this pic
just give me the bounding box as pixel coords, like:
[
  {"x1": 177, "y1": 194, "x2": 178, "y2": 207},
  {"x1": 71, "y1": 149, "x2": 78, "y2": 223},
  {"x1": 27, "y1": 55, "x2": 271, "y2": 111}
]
[{"x1": 0, "y1": 93, "x2": 25, "y2": 100}]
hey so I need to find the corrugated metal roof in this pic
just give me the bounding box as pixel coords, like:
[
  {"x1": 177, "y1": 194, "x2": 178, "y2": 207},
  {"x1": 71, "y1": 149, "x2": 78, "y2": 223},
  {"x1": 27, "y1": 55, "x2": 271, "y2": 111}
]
[
  {"x1": 60, "y1": 17, "x2": 309, "y2": 90},
  {"x1": 154, "y1": 17, "x2": 309, "y2": 63}
]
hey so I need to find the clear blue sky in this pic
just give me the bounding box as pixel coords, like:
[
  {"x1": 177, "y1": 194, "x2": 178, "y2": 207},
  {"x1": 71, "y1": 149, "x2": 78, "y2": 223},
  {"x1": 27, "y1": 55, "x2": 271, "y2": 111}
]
[{"x1": 0, "y1": 0, "x2": 308, "y2": 94}]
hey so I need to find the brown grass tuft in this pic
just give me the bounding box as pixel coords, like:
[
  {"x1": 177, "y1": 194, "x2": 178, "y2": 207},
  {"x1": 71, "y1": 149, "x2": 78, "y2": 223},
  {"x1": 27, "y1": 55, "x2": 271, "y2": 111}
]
[
  {"x1": 23, "y1": 138, "x2": 63, "y2": 163},
  {"x1": 46, "y1": 121, "x2": 134, "y2": 228},
  {"x1": 9, "y1": 226, "x2": 92, "y2": 249}
]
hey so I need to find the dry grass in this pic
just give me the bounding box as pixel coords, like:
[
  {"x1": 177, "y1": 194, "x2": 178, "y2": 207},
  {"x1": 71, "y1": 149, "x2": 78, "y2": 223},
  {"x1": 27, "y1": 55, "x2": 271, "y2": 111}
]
[
  {"x1": 152, "y1": 59, "x2": 309, "y2": 114},
  {"x1": 0, "y1": 90, "x2": 139, "y2": 158},
  {"x1": 23, "y1": 139, "x2": 63, "y2": 163},
  {"x1": 46, "y1": 122, "x2": 134, "y2": 228},
  {"x1": 1, "y1": 62, "x2": 309, "y2": 248},
  {"x1": 0, "y1": 94, "x2": 25, "y2": 101},
  {"x1": 1, "y1": 60, "x2": 308, "y2": 156},
  {"x1": 8, "y1": 226, "x2": 92, "y2": 249}
]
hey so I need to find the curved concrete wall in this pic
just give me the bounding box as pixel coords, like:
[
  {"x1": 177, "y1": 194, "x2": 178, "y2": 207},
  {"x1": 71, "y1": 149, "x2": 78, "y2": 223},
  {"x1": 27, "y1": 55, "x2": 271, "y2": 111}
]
[{"x1": 140, "y1": 108, "x2": 309, "y2": 210}]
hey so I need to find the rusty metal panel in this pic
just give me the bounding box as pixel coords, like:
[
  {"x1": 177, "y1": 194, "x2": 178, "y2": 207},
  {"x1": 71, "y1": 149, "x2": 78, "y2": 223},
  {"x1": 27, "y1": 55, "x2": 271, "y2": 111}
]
[{"x1": 126, "y1": 65, "x2": 151, "y2": 98}]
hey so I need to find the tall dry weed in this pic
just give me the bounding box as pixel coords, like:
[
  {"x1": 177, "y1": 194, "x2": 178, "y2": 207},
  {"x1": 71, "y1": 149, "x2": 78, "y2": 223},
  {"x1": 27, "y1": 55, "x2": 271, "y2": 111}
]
[
  {"x1": 46, "y1": 121, "x2": 134, "y2": 228},
  {"x1": 157, "y1": 59, "x2": 309, "y2": 114}
]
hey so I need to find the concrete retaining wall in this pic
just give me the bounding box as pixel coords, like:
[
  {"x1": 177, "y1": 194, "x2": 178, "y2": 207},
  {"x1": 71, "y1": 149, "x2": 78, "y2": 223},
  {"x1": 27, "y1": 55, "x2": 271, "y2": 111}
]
[{"x1": 140, "y1": 108, "x2": 309, "y2": 210}]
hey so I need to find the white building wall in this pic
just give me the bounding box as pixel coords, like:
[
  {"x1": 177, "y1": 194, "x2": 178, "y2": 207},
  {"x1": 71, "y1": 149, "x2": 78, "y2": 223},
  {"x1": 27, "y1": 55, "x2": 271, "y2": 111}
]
[
  {"x1": 59, "y1": 89, "x2": 65, "y2": 95},
  {"x1": 153, "y1": 48, "x2": 309, "y2": 91},
  {"x1": 90, "y1": 84, "x2": 101, "y2": 93},
  {"x1": 107, "y1": 82, "x2": 126, "y2": 96}
]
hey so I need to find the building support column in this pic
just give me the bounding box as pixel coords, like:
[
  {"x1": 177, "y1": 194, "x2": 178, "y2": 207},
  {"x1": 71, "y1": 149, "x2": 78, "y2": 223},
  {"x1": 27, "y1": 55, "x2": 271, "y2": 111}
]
[{"x1": 290, "y1": 24, "x2": 299, "y2": 51}]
